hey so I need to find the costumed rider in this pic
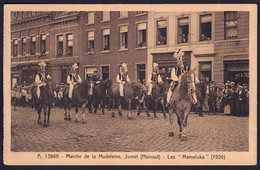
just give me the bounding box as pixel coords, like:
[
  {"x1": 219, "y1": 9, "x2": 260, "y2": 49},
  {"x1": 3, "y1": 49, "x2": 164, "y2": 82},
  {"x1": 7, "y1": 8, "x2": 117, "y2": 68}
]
[
  {"x1": 166, "y1": 48, "x2": 200, "y2": 107},
  {"x1": 67, "y1": 63, "x2": 82, "y2": 99},
  {"x1": 116, "y1": 63, "x2": 130, "y2": 97},
  {"x1": 89, "y1": 70, "x2": 101, "y2": 84},
  {"x1": 147, "y1": 63, "x2": 163, "y2": 96},
  {"x1": 35, "y1": 61, "x2": 51, "y2": 98}
]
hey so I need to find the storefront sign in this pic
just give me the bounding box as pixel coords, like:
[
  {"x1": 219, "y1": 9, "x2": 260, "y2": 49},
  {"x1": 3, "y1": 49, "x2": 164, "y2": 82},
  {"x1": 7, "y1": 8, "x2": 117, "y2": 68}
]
[{"x1": 235, "y1": 72, "x2": 249, "y2": 80}]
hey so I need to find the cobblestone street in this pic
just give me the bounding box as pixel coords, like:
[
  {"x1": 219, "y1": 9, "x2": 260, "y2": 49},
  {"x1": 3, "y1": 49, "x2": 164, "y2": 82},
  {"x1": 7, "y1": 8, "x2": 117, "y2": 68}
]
[{"x1": 11, "y1": 107, "x2": 249, "y2": 152}]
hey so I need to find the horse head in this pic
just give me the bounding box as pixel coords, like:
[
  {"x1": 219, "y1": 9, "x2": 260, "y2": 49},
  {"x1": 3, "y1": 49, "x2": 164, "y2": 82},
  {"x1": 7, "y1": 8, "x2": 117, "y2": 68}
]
[{"x1": 180, "y1": 70, "x2": 196, "y2": 95}]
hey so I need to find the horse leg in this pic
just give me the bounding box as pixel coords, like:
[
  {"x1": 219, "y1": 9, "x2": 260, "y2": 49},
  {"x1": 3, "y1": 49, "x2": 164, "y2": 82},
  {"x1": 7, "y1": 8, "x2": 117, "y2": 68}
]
[
  {"x1": 64, "y1": 104, "x2": 68, "y2": 120},
  {"x1": 145, "y1": 98, "x2": 150, "y2": 117},
  {"x1": 43, "y1": 106, "x2": 47, "y2": 127},
  {"x1": 82, "y1": 104, "x2": 86, "y2": 124},
  {"x1": 180, "y1": 109, "x2": 190, "y2": 141},
  {"x1": 111, "y1": 99, "x2": 115, "y2": 118},
  {"x1": 101, "y1": 98, "x2": 105, "y2": 114},
  {"x1": 153, "y1": 99, "x2": 158, "y2": 118},
  {"x1": 37, "y1": 105, "x2": 42, "y2": 125},
  {"x1": 74, "y1": 107, "x2": 78, "y2": 123},
  {"x1": 168, "y1": 107, "x2": 174, "y2": 137},
  {"x1": 47, "y1": 105, "x2": 51, "y2": 125},
  {"x1": 118, "y1": 97, "x2": 122, "y2": 117},
  {"x1": 89, "y1": 96, "x2": 93, "y2": 113},
  {"x1": 94, "y1": 99, "x2": 98, "y2": 114},
  {"x1": 127, "y1": 99, "x2": 133, "y2": 120},
  {"x1": 161, "y1": 98, "x2": 167, "y2": 118},
  {"x1": 177, "y1": 113, "x2": 183, "y2": 139}
]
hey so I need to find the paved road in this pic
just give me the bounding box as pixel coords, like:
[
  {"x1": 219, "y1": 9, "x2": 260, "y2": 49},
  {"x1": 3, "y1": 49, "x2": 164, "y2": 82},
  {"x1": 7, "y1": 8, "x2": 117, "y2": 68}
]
[{"x1": 11, "y1": 107, "x2": 249, "y2": 152}]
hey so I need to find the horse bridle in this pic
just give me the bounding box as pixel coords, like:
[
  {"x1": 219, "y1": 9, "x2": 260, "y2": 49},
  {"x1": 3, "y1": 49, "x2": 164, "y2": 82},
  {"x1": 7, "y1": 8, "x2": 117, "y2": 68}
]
[{"x1": 180, "y1": 72, "x2": 195, "y2": 97}]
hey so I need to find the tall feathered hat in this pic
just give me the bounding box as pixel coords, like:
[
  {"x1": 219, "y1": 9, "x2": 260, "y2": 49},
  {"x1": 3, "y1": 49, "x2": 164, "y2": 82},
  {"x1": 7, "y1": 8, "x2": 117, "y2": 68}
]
[
  {"x1": 71, "y1": 63, "x2": 78, "y2": 70},
  {"x1": 121, "y1": 63, "x2": 128, "y2": 72},
  {"x1": 173, "y1": 48, "x2": 184, "y2": 61},
  {"x1": 38, "y1": 61, "x2": 47, "y2": 68},
  {"x1": 153, "y1": 63, "x2": 158, "y2": 69}
]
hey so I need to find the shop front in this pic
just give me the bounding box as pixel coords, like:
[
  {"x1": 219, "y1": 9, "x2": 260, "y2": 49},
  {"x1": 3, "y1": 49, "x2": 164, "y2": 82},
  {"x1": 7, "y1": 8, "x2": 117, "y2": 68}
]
[{"x1": 224, "y1": 60, "x2": 249, "y2": 85}]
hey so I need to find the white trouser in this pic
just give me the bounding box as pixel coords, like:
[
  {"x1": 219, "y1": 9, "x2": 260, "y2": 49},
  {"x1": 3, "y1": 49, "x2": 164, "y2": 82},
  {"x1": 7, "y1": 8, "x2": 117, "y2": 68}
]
[
  {"x1": 37, "y1": 83, "x2": 46, "y2": 98},
  {"x1": 147, "y1": 83, "x2": 155, "y2": 96},
  {"x1": 89, "y1": 82, "x2": 94, "y2": 95},
  {"x1": 69, "y1": 84, "x2": 74, "y2": 99},
  {"x1": 166, "y1": 88, "x2": 172, "y2": 103},
  {"x1": 119, "y1": 83, "x2": 125, "y2": 97}
]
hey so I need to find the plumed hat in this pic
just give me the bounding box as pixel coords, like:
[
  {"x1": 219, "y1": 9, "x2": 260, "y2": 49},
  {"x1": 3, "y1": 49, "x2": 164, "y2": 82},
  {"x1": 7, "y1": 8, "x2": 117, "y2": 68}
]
[
  {"x1": 71, "y1": 63, "x2": 78, "y2": 70},
  {"x1": 38, "y1": 61, "x2": 46, "y2": 67}
]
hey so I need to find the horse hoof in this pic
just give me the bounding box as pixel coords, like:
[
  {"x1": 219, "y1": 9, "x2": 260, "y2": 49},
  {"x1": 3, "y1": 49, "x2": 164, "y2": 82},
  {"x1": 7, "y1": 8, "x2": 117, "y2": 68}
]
[
  {"x1": 179, "y1": 134, "x2": 182, "y2": 139},
  {"x1": 68, "y1": 117, "x2": 71, "y2": 121},
  {"x1": 137, "y1": 112, "x2": 140, "y2": 116},
  {"x1": 37, "y1": 121, "x2": 42, "y2": 125},
  {"x1": 199, "y1": 114, "x2": 204, "y2": 117},
  {"x1": 89, "y1": 111, "x2": 93, "y2": 113},
  {"x1": 112, "y1": 113, "x2": 115, "y2": 118},
  {"x1": 181, "y1": 136, "x2": 187, "y2": 141},
  {"x1": 169, "y1": 132, "x2": 174, "y2": 137},
  {"x1": 43, "y1": 124, "x2": 47, "y2": 127},
  {"x1": 75, "y1": 120, "x2": 79, "y2": 123},
  {"x1": 128, "y1": 117, "x2": 133, "y2": 120},
  {"x1": 82, "y1": 121, "x2": 86, "y2": 124},
  {"x1": 164, "y1": 115, "x2": 167, "y2": 118},
  {"x1": 64, "y1": 117, "x2": 67, "y2": 120},
  {"x1": 154, "y1": 115, "x2": 157, "y2": 118},
  {"x1": 119, "y1": 112, "x2": 122, "y2": 117}
]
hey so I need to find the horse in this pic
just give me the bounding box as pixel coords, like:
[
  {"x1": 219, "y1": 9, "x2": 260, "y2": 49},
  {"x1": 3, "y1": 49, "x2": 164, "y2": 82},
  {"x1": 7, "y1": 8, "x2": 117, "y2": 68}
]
[
  {"x1": 63, "y1": 80, "x2": 89, "y2": 124},
  {"x1": 194, "y1": 82, "x2": 206, "y2": 117},
  {"x1": 142, "y1": 82, "x2": 169, "y2": 118},
  {"x1": 88, "y1": 79, "x2": 112, "y2": 114},
  {"x1": 32, "y1": 79, "x2": 55, "y2": 127},
  {"x1": 168, "y1": 70, "x2": 197, "y2": 141},
  {"x1": 109, "y1": 81, "x2": 146, "y2": 119}
]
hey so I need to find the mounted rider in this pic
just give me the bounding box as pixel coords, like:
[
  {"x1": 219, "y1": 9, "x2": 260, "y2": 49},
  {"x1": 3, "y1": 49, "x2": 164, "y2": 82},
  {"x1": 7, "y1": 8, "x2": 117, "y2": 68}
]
[
  {"x1": 88, "y1": 70, "x2": 101, "y2": 96},
  {"x1": 116, "y1": 63, "x2": 130, "y2": 97},
  {"x1": 67, "y1": 63, "x2": 82, "y2": 99},
  {"x1": 147, "y1": 63, "x2": 163, "y2": 96},
  {"x1": 34, "y1": 61, "x2": 51, "y2": 98},
  {"x1": 166, "y1": 48, "x2": 200, "y2": 107}
]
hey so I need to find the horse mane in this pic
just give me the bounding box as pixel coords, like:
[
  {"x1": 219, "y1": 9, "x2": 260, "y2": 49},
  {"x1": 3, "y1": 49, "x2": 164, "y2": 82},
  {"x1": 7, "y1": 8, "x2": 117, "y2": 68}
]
[{"x1": 129, "y1": 82, "x2": 146, "y2": 92}]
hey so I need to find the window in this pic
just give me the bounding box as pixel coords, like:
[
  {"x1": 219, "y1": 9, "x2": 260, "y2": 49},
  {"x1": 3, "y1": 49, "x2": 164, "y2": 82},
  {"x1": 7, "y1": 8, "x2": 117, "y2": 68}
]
[
  {"x1": 40, "y1": 34, "x2": 46, "y2": 55},
  {"x1": 66, "y1": 33, "x2": 73, "y2": 56},
  {"x1": 137, "y1": 23, "x2": 147, "y2": 48},
  {"x1": 119, "y1": 25, "x2": 128, "y2": 49},
  {"x1": 57, "y1": 35, "x2": 63, "y2": 57},
  {"x1": 200, "y1": 14, "x2": 212, "y2": 42},
  {"x1": 102, "y1": 11, "x2": 110, "y2": 21},
  {"x1": 177, "y1": 17, "x2": 189, "y2": 44},
  {"x1": 199, "y1": 62, "x2": 212, "y2": 81},
  {"x1": 22, "y1": 37, "x2": 27, "y2": 56},
  {"x1": 87, "y1": 31, "x2": 94, "y2": 53},
  {"x1": 13, "y1": 39, "x2": 18, "y2": 57},
  {"x1": 137, "y1": 64, "x2": 146, "y2": 84},
  {"x1": 85, "y1": 66, "x2": 97, "y2": 80},
  {"x1": 156, "y1": 20, "x2": 167, "y2": 46},
  {"x1": 119, "y1": 11, "x2": 128, "y2": 18},
  {"x1": 102, "y1": 29, "x2": 110, "y2": 51},
  {"x1": 87, "y1": 12, "x2": 94, "y2": 24},
  {"x1": 102, "y1": 66, "x2": 109, "y2": 80},
  {"x1": 30, "y1": 36, "x2": 36, "y2": 55},
  {"x1": 225, "y1": 11, "x2": 238, "y2": 39}
]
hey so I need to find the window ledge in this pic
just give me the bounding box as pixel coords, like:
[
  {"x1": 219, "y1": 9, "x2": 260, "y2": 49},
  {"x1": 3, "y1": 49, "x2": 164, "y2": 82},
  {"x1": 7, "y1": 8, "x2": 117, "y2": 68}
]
[
  {"x1": 156, "y1": 45, "x2": 168, "y2": 48},
  {"x1": 101, "y1": 20, "x2": 110, "y2": 23},
  {"x1": 198, "y1": 40, "x2": 213, "y2": 44},
  {"x1": 86, "y1": 23, "x2": 94, "y2": 26},
  {"x1": 100, "y1": 50, "x2": 110, "y2": 54},
  {"x1": 135, "y1": 47, "x2": 147, "y2": 50},
  {"x1": 118, "y1": 17, "x2": 128, "y2": 20},
  {"x1": 118, "y1": 48, "x2": 128, "y2": 52},
  {"x1": 86, "y1": 52, "x2": 95, "y2": 55},
  {"x1": 135, "y1": 13, "x2": 148, "y2": 17},
  {"x1": 177, "y1": 43, "x2": 189, "y2": 46}
]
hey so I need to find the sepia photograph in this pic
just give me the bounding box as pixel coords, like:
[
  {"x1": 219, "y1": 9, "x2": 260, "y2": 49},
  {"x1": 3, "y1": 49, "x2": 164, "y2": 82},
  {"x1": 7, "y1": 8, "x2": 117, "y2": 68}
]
[{"x1": 3, "y1": 4, "x2": 257, "y2": 165}]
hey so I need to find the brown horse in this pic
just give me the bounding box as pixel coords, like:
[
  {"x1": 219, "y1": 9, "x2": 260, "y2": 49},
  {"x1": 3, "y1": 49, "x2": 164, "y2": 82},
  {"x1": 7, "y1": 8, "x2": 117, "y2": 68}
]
[
  {"x1": 32, "y1": 79, "x2": 55, "y2": 127},
  {"x1": 63, "y1": 80, "x2": 89, "y2": 124},
  {"x1": 88, "y1": 79, "x2": 112, "y2": 114},
  {"x1": 109, "y1": 82, "x2": 146, "y2": 119},
  {"x1": 142, "y1": 82, "x2": 169, "y2": 118},
  {"x1": 168, "y1": 70, "x2": 196, "y2": 141}
]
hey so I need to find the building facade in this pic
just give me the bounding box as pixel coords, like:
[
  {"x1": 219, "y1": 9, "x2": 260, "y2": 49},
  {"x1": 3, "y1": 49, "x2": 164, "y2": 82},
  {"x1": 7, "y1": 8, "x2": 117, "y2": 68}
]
[{"x1": 10, "y1": 11, "x2": 249, "y2": 87}]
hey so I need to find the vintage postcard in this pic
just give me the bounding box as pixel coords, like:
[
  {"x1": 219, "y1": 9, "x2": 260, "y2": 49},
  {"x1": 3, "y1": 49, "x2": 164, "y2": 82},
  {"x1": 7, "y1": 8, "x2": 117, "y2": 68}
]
[{"x1": 3, "y1": 4, "x2": 257, "y2": 165}]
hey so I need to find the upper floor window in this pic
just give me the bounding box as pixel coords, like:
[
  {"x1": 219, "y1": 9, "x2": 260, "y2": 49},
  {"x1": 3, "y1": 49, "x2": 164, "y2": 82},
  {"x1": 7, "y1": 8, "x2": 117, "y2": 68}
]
[
  {"x1": 13, "y1": 39, "x2": 18, "y2": 57},
  {"x1": 57, "y1": 35, "x2": 63, "y2": 57},
  {"x1": 137, "y1": 22, "x2": 147, "y2": 48},
  {"x1": 87, "y1": 12, "x2": 94, "y2": 24},
  {"x1": 119, "y1": 11, "x2": 128, "y2": 18},
  {"x1": 30, "y1": 36, "x2": 36, "y2": 55},
  {"x1": 177, "y1": 17, "x2": 189, "y2": 44},
  {"x1": 200, "y1": 14, "x2": 212, "y2": 42},
  {"x1": 102, "y1": 11, "x2": 110, "y2": 21},
  {"x1": 102, "y1": 29, "x2": 110, "y2": 51},
  {"x1": 119, "y1": 25, "x2": 128, "y2": 49},
  {"x1": 87, "y1": 31, "x2": 94, "y2": 53},
  {"x1": 40, "y1": 34, "x2": 46, "y2": 55},
  {"x1": 85, "y1": 66, "x2": 97, "y2": 80},
  {"x1": 66, "y1": 33, "x2": 73, "y2": 56},
  {"x1": 225, "y1": 11, "x2": 238, "y2": 39},
  {"x1": 156, "y1": 20, "x2": 167, "y2": 46},
  {"x1": 22, "y1": 37, "x2": 27, "y2": 56}
]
